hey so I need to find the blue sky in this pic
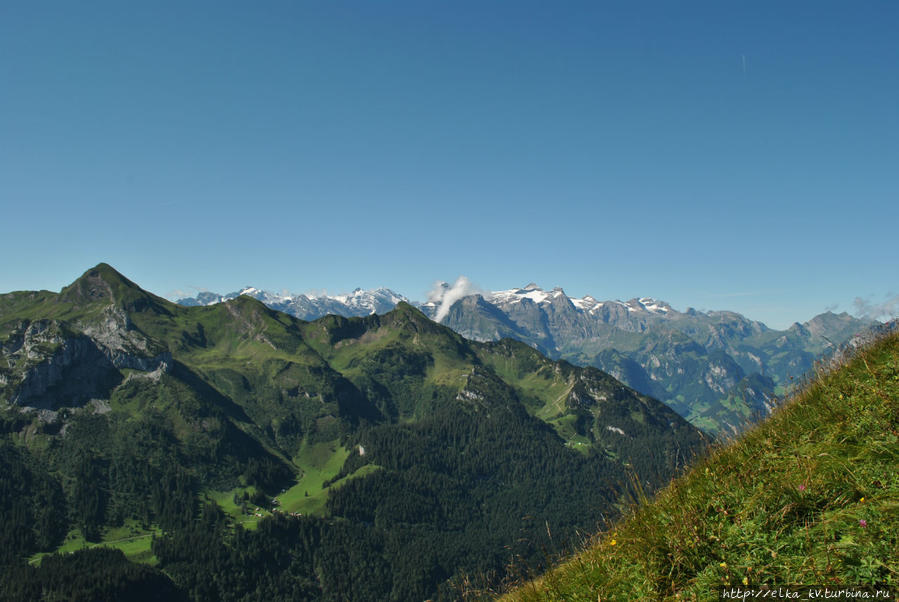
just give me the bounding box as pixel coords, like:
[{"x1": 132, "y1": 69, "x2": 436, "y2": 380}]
[{"x1": 1, "y1": 1, "x2": 897, "y2": 329}]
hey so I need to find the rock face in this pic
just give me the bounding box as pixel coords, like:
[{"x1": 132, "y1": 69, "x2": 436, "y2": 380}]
[
  {"x1": 1, "y1": 267, "x2": 173, "y2": 410},
  {"x1": 2, "y1": 318, "x2": 171, "y2": 409}
]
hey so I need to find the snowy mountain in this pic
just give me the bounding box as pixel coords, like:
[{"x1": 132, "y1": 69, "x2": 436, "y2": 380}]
[
  {"x1": 176, "y1": 287, "x2": 408, "y2": 321},
  {"x1": 488, "y1": 284, "x2": 672, "y2": 316}
]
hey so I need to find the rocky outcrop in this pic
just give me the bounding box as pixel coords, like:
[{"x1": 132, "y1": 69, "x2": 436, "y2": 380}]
[{"x1": 1, "y1": 317, "x2": 171, "y2": 409}]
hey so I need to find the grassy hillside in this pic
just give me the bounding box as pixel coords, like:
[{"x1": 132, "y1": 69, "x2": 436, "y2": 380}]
[{"x1": 506, "y1": 332, "x2": 899, "y2": 600}]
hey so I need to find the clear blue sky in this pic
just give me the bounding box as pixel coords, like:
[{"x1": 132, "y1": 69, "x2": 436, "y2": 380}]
[{"x1": 2, "y1": 1, "x2": 897, "y2": 328}]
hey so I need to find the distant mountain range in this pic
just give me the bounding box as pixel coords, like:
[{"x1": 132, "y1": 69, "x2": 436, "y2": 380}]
[
  {"x1": 178, "y1": 283, "x2": 877, "y2": 436},
  {"x1": 177, "y1": 286, "x2": 408, "y2": 319}
]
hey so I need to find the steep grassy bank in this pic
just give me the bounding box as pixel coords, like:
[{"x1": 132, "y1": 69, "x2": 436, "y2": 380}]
[{"x1": 506, "y1": 332, "x2": 899, "y2": 600}]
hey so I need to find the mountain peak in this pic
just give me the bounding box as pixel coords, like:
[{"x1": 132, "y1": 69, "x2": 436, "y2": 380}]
[
  {"x1": 59, "y1": 263, "x2": 171, "y2": 314},
  {"x1": 60, "y1": 263, "x2": 139, "y2": 303},
  {"x1": 392, "y1": 300, "x2": 419, "y2": 314},
  {"x1": 523, "y1": 283, "x2": 541, "y2": 291},
  {"x1": 383, "y1": 301, "x2": 445, "y2": 332}
]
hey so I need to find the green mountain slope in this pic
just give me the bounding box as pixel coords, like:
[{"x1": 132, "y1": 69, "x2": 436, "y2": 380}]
[
  {"x1": 0, "y1": 264, "x2": 706, "y2": 600},
  {"x1": 506, "y1": 331, "x2": 899, "y2": 601}
]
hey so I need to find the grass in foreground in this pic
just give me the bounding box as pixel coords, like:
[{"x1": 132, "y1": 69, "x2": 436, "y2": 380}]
[{"x1": 505, "y1": 333, "x2": 899, "y2": 600}]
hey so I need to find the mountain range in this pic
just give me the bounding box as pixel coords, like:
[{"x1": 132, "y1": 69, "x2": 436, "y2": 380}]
[
  {"x1": 178, "y1": 283, "x2": 875, "y2": 436},
  {"x1": 1, "y1": 264, "x2": 705, "y2": 600},
  {"x1": 177, "y1": 286, "x2": 408, "y2": 320}
]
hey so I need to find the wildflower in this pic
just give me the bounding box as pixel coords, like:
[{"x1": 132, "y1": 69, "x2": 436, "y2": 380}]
[
  {"x1": 859, "y1": 497, "x2": 865, "y2": 503},
  {"x1": 859, "y1": 519, "x2": 867, "y2": 528},
  {"x1": 742, "y1": 577, "x2": 749, "y2": 586},
  {"x1": 798, "y1": 484, "x2": 806, "y2": 492},
  {"x1": 719, "y1": 562, "x2": 727, "y2": 568},
  {"x1": 609, "y1": 539, "x2": 617, "y2": 546}
]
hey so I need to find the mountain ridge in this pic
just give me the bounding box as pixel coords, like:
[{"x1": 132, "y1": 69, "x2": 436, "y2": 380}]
[{"x1": 176, "y1": 281, "x2": 875, "y2": 436}]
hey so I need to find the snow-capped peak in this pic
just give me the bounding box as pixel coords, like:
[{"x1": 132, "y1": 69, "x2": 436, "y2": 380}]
[
  {"x1": 330, "y1": 288, "x2": 407, "y2": 312},
  {"x1": 490, "y1": 285, "x2": 554, "y2": 305},
  {"x1": 636, "y1": 297, "x2": 672, "y2": 314},
  {"x1": 571, "y1": 295, "x2": 602, "y2": 311}
]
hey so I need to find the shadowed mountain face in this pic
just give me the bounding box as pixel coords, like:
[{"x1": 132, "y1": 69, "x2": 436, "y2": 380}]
[{"x1": 0, "y1": 264, "x2": 706, "y2": 600}]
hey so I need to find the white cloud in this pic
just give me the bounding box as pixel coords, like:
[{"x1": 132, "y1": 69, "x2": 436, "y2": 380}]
[
  {"x1": 428, "y1": 276, "x2": 481, "y2": 322},
  {"x1": 853, "y1": 293, "x2": 899, "y2": 321}
]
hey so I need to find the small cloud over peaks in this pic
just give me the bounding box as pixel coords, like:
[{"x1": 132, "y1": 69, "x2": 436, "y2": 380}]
[
  {"x1": 853, "y1": 293, "x2": 899, "y2": 321},
  {"x1": 167, "y1": 289, "x2": 194, "y2": 300},
  {"x1": 166, "y1": 285, "x2": 208, "y2": 300},
  {"x1": 428, "y1": 276, "x2": 481, "y2": 322}
]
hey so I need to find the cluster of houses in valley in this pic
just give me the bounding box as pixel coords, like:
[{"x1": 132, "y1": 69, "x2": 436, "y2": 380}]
[{"x1": 249, "y1": 498, "x2": 303, "y2": 519}]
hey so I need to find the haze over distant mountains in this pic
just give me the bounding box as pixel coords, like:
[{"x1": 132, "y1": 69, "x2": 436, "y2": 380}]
[{"x1": 178, "y1": 282, "x2": 877, "y2": 436}]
